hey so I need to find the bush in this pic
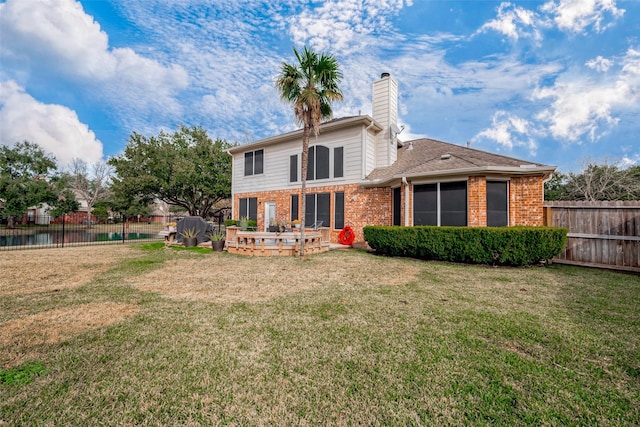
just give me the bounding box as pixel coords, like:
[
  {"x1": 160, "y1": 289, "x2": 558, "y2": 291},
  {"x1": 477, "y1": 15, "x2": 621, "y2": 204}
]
[
  {"x1": 227, "y1": 219, "x2": 258, "y2": 230},
  {"x1": 363, "y1": 226, "x2": 567, "y2": 266}
]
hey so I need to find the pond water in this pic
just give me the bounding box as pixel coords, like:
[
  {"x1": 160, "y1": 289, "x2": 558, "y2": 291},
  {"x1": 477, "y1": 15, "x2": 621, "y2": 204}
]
[{"x1": 0, "y1": 231, "x2": 156, "y2": 247}]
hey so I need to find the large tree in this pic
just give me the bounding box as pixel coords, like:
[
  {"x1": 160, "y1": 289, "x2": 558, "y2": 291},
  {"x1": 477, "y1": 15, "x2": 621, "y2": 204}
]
[
  {"x1": 545, "y1": 161, "x2": 640, "y2": 201},
  {"x1": 275, "y1": 46, "x2": 343, "y2": 256},
  {"x1": 68, "y1": 158, "x2": 112, "y2": 227},
  {"x1": 108, "y1": 125, "x2": 232, "y2": 218},
  {"x1": 0, "y1": 141, "x2": 66, "y2": 228}
]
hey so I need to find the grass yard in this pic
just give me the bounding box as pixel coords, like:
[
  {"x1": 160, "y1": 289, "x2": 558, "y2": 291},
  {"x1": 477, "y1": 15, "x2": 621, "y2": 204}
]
[{"x1": 0, "y1": 244, "x2": 638, "y2": 425}]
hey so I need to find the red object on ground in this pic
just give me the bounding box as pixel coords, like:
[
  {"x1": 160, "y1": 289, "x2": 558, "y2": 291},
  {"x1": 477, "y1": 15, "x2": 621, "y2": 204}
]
[{"x1": 338, "y1": 226, "x2": 355, "y2": 245}]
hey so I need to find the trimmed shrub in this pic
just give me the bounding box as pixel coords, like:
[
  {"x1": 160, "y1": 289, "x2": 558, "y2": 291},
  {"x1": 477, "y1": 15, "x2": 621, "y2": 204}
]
[
  {"x1": 363, "y1": 226, "x2": 567, "y2": 266},
  {"x1": 224, "y1": 219, "x2": 237, "y2": 227}
]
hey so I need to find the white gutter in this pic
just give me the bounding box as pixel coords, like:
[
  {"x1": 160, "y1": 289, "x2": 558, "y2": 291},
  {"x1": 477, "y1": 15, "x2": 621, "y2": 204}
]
[{"x1": 362, "y1": 165, "x2": 557, "y2": 187}]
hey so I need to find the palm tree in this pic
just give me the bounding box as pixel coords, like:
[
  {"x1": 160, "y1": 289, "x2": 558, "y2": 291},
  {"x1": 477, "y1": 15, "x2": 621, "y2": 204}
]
[{"x1": 275, "y1": 46, "x2": 343, "y2": 256}]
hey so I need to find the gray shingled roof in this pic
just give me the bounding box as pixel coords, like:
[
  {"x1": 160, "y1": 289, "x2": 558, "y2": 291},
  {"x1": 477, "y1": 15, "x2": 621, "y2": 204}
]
[{"x1": 366, "y1": 138, "x2": 554, "y2": 183}]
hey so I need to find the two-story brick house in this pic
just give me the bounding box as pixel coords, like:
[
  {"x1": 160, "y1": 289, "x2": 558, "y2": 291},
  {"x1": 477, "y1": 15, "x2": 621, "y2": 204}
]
[{"x1": 229, "y1": 73, "x2": 555, "y2": 244}]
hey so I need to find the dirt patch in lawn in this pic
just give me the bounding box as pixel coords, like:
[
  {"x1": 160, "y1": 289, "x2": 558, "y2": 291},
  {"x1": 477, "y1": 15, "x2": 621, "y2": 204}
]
[
  {"x1": 131, "y1": 252, "x2": 422, "y2": 303},
  {"x1": 0, "y1": 246, "x2": 135, "y2": 297},
  {"x1": 0, "y1": 302, "x2": 139, "y2": 366}
]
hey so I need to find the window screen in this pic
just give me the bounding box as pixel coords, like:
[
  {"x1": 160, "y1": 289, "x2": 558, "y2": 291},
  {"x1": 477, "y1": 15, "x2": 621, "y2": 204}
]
[
  {"x1": 304, "y1": 193, "x2": 330, "y2": 227},
  {"x1": 334, "y1": 192, "x2": 344, "y2": 229},
  {"x1": 317, "y1": 193, "x2": 330, "y2": 227},
  {"x1": 440, "y1": 181, "x2": 467, "y2": 226},
  {"x1": 244, "y1": 152, "x2": 253, "y2": 176},
  {"x1": 304, "y1": 194, "x2": 315, "y2": 226},
  {"x1": 290, "y1": 155, "x2": 297, "y2": 183},
  {"x1": 244, "y1": 150, "x2": 263, "y2": 176},
  {"x1": 334, "y1": 147, "x2": 344, "y2": 178},
  {"x1": 487, "y1": 181, "x2": 508, "y2": 227},
  {"x1": 305, "y1": 145, "x2": 332, "y2": 180},
  {"x1": 306, "y1": 147, "x2": 315, "y2": 181},
  {"x1": 254, "y1": 149, "x2": 263, "y2": 174},
  {"x1": 239, "y1": 197, "x2": 257, "y2": 221},
  {"x1": 393, "y1": 187, "x2": 401, "y2": 226},
  {"x1": 291, "y1": 194, "x2": 299, "y2": 222},
  {"x1": 316, "y1": 146, "x2": 330, "y2": 179},
  {"x1": 413, "y1": 184, "x2": 437, "y2": 225}
]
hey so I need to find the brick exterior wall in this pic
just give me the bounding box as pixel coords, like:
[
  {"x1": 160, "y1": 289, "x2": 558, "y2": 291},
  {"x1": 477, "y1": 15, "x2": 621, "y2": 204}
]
[
  {"x1": 235, "y1": 175, "x2": 546, "y2": 243},
  {"x1": 234, "y1": 184, "x2": 393, "y2": 243},
  {"x1": 509, "y1": 176, "x2": 545, "y2": 226},
  {"x1": 467, "y1": 176, "x2": 487, "y2": 227}
]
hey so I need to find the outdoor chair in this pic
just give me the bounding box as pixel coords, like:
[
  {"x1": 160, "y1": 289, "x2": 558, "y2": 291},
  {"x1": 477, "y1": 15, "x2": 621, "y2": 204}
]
[{"x1": 310, "y1": 221, "x2": 323, "y2": 230}]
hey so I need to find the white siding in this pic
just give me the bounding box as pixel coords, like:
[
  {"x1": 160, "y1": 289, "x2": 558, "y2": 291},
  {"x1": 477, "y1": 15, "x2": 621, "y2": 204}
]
[
  {"x1": 371, "y1": 75, "x2": 398, "y2": 169},
  {"x1": 232, "y1": 126, "x2": 365, "y2": 194},
  {"x1": 365, "y1": 130, "x2": 377, "y2": 177}
]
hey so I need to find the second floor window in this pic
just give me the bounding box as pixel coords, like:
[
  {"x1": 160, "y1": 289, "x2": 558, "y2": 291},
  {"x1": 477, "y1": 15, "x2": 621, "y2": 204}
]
[
  {"x1": 307, "y1": 145, "x2": 330, "y2": 180},
  {"x1": 290, "y1": 145, "x2": 344, "y2": 183},
  {"x1": 244, "y1": 149, "x2": 263, "y2": 176}
]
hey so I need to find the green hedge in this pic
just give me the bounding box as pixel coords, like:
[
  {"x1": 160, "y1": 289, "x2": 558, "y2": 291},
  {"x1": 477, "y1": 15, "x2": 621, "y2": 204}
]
[
  {"x1": 363, "y1": 226, "x2": 567, "y2": 266},
  {"x1": 225, "y1": 219, "x2": 258, "y2": 229}
]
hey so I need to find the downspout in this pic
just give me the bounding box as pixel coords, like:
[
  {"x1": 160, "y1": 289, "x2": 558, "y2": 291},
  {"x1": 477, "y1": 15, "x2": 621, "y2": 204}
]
[{"x1": 402, "y1": 176, "x2": 409, "y2": 226}]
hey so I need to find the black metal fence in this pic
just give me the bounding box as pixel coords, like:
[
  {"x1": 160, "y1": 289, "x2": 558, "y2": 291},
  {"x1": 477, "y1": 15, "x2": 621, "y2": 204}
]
[{"x1": 0, "y1": 214, "x2": 180, "y2": 250}]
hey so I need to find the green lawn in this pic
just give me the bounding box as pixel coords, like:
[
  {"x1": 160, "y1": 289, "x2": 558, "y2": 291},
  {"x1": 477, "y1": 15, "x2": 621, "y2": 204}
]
[{"x1": 1, "y1": 245, "x2": 638, "y2": 425}]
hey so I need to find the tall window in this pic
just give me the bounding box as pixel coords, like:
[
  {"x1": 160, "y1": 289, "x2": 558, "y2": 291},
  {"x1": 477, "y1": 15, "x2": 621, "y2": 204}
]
[
  {"x1": 239, "y1": 197, "x2": 257, "y2": 221},
  {"x1": 334, "y1": 147, "x2": 344, "y2": 178},
  {"x1": 244, "y1": 149, "x2": 263, "y2": 176},
  {"x1": 334, "y1": 192, "x2": 344, "y2": 229},
  {"x1": 413, "y1": 181, "x2": 467, "y2": 226},
  {"x1": 414, "y1": 184, "x2": 437, "y2": 226},
  {"x1": 487, "y1": 181, "x2": 508, "y2": 226},
  {"x1": 393, "y1": 187, "x2": 401, "y2": 226},
  {"x1": 305, "y1": 193, "x2": 330, "y2": 228},
  {"x1": 306, "y1": 145, "x2": 330, "y2": 180},
  {"x1": 290, "y1": 145, "x2": 343, "y2": 182},
  {"x1": 440, "y1": 181, "x2": 467, "y2": 226},
  {"x1": 289, "y1": 154, "x2": 298, "y2": 182},
  {"x1": 291, "y1": 194, "x2": 299, "y2": 222}
]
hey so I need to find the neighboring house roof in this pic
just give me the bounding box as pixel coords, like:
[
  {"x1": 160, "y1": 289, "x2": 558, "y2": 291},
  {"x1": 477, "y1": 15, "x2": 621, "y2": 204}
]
[
  {"x1": 366, "y1": 138, "x2": 555, "y2": 185},
  {"x1": 227, "y1": 115, "x2": 383, "y2": 154}
]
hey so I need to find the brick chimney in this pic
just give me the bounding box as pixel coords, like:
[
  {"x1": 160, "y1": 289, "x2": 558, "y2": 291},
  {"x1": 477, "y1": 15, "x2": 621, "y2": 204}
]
[{"x1": 372, "y1": 72, "x2": 398, "y2": 167}]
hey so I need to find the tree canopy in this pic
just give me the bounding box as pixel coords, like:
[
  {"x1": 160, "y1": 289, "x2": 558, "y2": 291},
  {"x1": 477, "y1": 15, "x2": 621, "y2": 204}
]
[
  {"x1": 0, "y1": 141, "x2": 76, "y2": 227},
  {"x1": 545, "y1": 161, "x2": 640, "y2": 201},
  {"x1": 108, "y1": 126, "x2": 232, "y2": 218},
  {"x1": 275, "y1": 46, "x2": 343, "y2": 255}
]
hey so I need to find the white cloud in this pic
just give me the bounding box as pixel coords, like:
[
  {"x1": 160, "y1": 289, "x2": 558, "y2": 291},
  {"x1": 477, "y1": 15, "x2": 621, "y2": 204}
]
[
  {"x1": 541, "y1": 0, "x2": 625, "y2": 33},
  {"x1": 287, "y1": 0, "x2": 412, "y2": 54},
  {"x1": 478, "y1": 2, "x2": 542, "y2": 41},
  {"x1": 0, "y1": 80, "x2": 103, "y2": 166},
  {"x1": 586, "y1": 55, "x2": 613, "y2": 72},
  {"x1": 479, "y1": 0, "x2": 625, "y2": 42},
  {"x1": 619, "y1": 153, "x2": 639, "y2": 168},
  {"x1": 0, "y1": 0, "x2": 189, "y2": 122},
  {"x1": 534, "y1": 47, "x2": 640, "y2": 142},
  {"x1": 472, "y1": 111, "x2": 537, "y2": 154},
  {"x1": 0, "y1": 0, "x2": 114, "y2": 79}
]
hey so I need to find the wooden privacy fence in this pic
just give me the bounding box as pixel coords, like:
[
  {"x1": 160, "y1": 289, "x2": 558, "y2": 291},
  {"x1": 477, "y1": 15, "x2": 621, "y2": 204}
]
[{"x1": 543, "y1": 201, "x2": 640, "y2": 273}]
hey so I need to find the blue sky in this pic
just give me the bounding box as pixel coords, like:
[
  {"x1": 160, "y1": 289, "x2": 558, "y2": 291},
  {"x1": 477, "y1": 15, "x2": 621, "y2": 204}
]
[{"x1": 1, "y1": 0, "x2": 638, "y2": 173}]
